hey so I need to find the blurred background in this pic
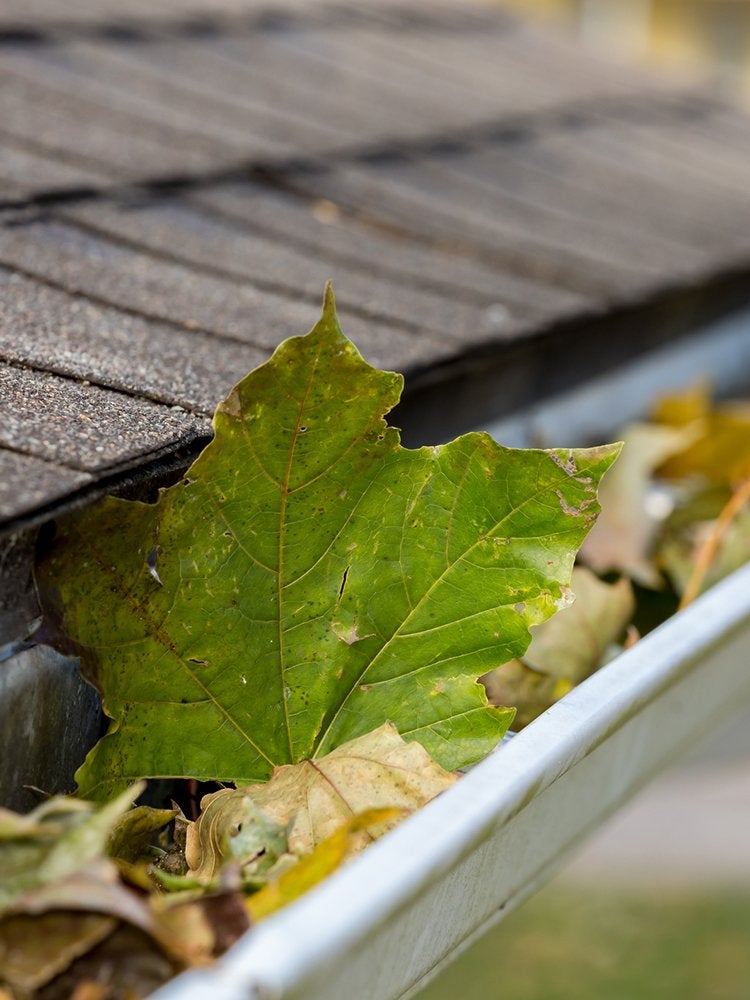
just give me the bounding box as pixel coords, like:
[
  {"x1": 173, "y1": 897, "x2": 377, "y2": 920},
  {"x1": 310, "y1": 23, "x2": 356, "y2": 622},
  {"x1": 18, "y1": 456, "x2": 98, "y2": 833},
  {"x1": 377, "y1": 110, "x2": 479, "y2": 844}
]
[{"x1": 499, "y1": 0, "x2": 750, "y2": 103}]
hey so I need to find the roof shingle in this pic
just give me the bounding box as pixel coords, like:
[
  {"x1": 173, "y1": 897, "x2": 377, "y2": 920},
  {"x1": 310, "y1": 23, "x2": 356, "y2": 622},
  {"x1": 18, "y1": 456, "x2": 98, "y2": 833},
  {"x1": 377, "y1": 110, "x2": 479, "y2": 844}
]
[{"x1": 1, "y1": 0, "x2": 750, "y2": 533}]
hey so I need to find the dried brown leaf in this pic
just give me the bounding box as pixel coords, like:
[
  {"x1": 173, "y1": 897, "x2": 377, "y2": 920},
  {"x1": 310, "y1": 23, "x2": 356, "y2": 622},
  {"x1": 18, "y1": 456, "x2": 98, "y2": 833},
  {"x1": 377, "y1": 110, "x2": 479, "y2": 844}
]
[
  {"x1": 35, "y1": 924, "x2": 176, "y2": 1000},
  {"x1": 0, "y1": 912, "x2": 115, "y2": 993},
  {"x1": 236, "y1": 723, "x2": 456, "y2": 856}
]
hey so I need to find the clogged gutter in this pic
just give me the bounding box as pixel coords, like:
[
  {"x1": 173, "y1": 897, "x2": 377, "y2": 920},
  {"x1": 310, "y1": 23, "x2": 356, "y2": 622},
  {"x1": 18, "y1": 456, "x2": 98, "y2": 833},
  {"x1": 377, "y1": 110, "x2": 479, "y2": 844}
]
[{"x1": 2, "y1": 293, "x2": 749, "y2": 999}]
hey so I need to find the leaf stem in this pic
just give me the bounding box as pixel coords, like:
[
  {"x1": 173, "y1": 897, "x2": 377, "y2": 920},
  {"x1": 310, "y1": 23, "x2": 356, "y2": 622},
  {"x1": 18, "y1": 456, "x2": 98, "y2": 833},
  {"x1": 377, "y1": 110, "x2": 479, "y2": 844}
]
[{"x1": 678, "y1": 476, "x2": 750, "y2": 610}]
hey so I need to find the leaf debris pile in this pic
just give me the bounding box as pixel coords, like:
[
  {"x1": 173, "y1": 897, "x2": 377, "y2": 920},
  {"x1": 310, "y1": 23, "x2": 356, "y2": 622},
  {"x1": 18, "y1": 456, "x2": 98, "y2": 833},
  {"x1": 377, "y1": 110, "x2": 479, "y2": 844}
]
[{"x1": 1, "y1": 728, "x2": 453, "y2": 999}]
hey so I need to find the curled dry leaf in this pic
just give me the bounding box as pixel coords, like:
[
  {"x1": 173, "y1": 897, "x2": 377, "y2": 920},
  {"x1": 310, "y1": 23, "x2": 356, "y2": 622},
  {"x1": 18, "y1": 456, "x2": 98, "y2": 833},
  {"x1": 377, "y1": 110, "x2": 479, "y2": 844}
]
[
  {"x1": 184, "y1": 793, "x2": 289, "y2": 885},
  {"x1": 187, "y1": 724, "x2": 455, "y2": 870},
  {"x1": 4, "y1": 855, "x2": 216, "y2": 971},
  {"x1": 35, "y1": 289, "x2": 618, "y2": 797},
  {"x1": 483, "y1": 568, "x2": 634, "y2": 728},
  {"x1": 0, "y1": 787, "x2": 225, "y2": 1000}
]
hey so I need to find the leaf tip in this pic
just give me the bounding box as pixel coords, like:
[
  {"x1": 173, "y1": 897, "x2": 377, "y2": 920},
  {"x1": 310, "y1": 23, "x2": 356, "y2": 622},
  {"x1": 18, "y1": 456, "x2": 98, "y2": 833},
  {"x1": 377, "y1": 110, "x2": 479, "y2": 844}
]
[
  {"x1": 600, "y1": 440, "x2": 625, "y2": 468},
  {"x1": 322, "y1": 281, "x2": 337, "y2": 319},
  {"x1": 314, "y1": 281, "x2": 348, "y2": 347}
]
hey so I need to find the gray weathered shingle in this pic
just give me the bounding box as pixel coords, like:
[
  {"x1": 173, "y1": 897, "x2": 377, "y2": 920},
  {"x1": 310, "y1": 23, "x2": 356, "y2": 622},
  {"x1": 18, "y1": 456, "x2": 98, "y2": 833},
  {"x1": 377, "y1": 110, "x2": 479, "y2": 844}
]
[
  {"x1": 0, "y1": 363, "x2": 209, "y2": 471},
  {"x1": 1, "y1": 0, "x2": 750, "y2": 532}
]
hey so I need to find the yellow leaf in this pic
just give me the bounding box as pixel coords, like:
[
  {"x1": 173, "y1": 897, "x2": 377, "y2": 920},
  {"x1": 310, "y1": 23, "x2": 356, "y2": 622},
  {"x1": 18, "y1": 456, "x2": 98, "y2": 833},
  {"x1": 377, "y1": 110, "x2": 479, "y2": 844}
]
[
  {"x1": 246, "y1": 807, "x2": 403, "y2": 922},
  {"x1": 651, "y1": 384, "x2": 711, "y2": 426},
  {"x1": 657, "y1": 407, "x2": 750, "y2": 486}
]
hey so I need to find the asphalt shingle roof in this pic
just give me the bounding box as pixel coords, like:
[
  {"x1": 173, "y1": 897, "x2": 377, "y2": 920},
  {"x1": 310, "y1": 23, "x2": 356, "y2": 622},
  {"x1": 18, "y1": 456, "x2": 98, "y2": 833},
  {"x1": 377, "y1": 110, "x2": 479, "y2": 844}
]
[{"x1": 2, "y1": 0, "x2": 750, "y2": 538}]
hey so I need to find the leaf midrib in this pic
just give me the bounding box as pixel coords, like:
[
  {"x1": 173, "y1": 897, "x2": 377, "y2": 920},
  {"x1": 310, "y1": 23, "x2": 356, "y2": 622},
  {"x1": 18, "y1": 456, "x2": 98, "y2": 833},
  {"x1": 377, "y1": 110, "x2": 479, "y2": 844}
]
[{"x1": 277, "y1": 355, "x2": 321, "y2": 764}]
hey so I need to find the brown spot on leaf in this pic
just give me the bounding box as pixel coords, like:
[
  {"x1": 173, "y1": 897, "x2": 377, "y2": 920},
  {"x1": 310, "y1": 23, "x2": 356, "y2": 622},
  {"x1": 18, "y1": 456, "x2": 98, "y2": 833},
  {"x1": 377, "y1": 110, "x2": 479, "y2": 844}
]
[
  {"x1": 332, "y1": 621, "x2": 373, "y2": 645},
  {"x1": 550, "y1": 450, "x2": 577, "y2": 476},
  {"x1": 555, "y1": 489, "x2": 595, "y2": 517},
  {"x1": 220, "y1": 389, "x2": 242, "y2": 420}
]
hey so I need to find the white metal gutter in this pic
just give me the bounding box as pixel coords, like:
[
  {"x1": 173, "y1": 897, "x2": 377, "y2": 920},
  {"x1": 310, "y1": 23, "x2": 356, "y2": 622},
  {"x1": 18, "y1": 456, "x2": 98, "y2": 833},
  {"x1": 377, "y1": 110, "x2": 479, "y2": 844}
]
[
  {"x1": 159, "y1": 566, "x2": 750, "y2": 1000},
  {"x1": 156, "y1": 309, "x2": 750, "y2": 1000}
]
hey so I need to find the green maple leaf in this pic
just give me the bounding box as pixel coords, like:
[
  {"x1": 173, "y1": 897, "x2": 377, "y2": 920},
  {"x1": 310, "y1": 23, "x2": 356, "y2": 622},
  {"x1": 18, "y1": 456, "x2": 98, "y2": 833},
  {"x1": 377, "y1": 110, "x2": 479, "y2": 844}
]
[{"x1": 36, "y1": 288, "x2": 619, "y2": 797}]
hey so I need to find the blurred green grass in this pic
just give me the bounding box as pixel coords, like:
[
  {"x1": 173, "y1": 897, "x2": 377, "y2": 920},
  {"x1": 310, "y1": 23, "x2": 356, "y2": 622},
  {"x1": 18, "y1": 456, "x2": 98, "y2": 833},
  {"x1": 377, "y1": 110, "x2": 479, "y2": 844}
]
[{"x1": 415, "y1": 884, "x2": 750, "y2": 1000}]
